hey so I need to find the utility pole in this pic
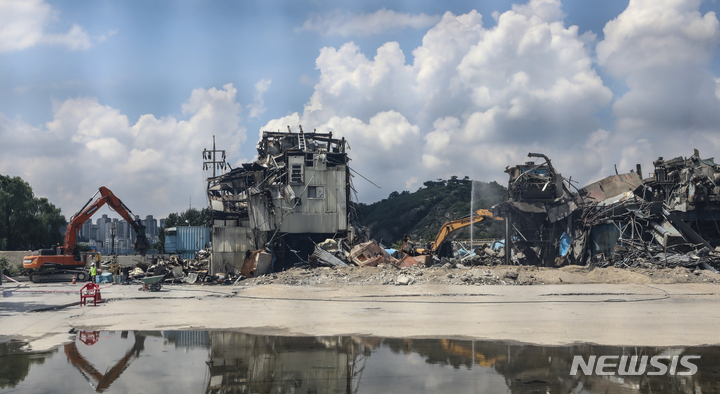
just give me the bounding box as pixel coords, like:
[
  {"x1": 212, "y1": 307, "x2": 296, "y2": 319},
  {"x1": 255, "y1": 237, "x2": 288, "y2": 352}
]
[{"x1": 202, "y1": 135, "x2": 227, "y2": 178}]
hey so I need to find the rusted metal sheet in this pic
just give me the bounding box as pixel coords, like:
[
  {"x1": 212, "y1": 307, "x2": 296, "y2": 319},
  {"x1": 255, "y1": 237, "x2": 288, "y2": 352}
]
[
  {"x1": 578, "y1": 172, "x2": 643, "y2": 202},
  {"x1": 397, "y1": 255, "x2": 428, "y2": 268}
]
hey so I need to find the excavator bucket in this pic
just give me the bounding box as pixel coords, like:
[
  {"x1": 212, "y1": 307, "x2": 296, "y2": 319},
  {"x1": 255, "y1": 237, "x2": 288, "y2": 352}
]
[
  {"x1": 133, "y1": 226, "x2": 151, "y2": 256},
  {"x1": 133, "y1": 235, "x2": 150, "y2": 256}
]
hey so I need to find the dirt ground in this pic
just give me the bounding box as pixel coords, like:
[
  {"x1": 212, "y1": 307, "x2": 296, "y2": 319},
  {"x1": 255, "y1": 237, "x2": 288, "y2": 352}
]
[
  {"x1": 238, "y1": 263, "x2": 720, "y2": 287},
  {"x1": 4, "y1": 280, "x2": 720, "y2": 351}
]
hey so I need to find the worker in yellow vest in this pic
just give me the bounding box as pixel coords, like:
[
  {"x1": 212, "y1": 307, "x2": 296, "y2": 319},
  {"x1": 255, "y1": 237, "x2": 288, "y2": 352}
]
[{"x1": 90, "y1": 262, "x2": 97, "y2": 283}]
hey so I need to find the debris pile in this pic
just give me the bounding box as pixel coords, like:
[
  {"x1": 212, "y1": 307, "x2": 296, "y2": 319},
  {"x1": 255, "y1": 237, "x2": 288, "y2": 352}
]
[
  {"x1": 236, "y1": 262, "x2": 720, "y2": 287},
  {"x1": 572, "y1": 185, "x2": 720, "y2": 271},
  {"x1": 495, "y1": 150, "x2": 720, "y2": 272},
  {"x1": 124, "y1": 250, "x2": 214, "y2": 284},
  {"x1": 302, "y1": 238, "x2": 505, "y2": 271},
  {"x1": 121, "y1": 148, "x2": 720, "y2": 288},
  {"x1": 458, "y1": 243, "x2": 506, "y2": 266}
]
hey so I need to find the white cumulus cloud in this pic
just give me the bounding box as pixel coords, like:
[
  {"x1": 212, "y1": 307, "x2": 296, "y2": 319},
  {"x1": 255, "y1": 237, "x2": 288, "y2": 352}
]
[
  {"x1": 0, "y1": 0, "x2": 92, "y2": 52},
  {"x1": 0, "y1": 84, "x2": 246, "y2": 218},
  {"x1": 265, "y1": 0, "x2": 720, "y2": 203},
  {"x1": 595, "y1": 0, "x2": 720, "y2": 177},
  {"x1": 268, "y1": 0, "x2": 615, "y2": 201},
  {"x1": 247, "y1": 79, "x2": 272, "y2": 119}
]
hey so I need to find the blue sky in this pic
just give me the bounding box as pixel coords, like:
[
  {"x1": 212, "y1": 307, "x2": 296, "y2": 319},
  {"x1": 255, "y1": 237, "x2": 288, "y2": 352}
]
[
  {"x1": 1, "y1": 0, "x2": 720, "y2": 220},
  {"x1": 2, "y1": 0, "x2": 629, "y2": 129}
]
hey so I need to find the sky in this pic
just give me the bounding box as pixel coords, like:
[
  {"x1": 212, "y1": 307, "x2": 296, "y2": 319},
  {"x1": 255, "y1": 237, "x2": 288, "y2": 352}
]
[{"x1": 1, "y1": 0, "x2": 720, "y2": 220}]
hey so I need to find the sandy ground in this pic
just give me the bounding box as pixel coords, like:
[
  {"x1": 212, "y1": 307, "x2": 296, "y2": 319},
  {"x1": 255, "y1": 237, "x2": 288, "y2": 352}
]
[{"x1": 3, "y1": 269, "x2": 720, "y2": 352}]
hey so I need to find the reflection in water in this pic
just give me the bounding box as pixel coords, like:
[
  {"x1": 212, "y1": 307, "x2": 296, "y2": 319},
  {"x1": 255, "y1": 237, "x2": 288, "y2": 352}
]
[
  {"x1": 206, "y1": 333, "x2": 378, "y2": 394},
  {"x1": 204, "y1": 334, "x2": 720, "y2": 394},
  {"x1": 2, "y1": 332, "x2": 720, "y2": 393},
  {"x1": 63, "y1": 331, "x2": 146, "y2": 392},
  {"x1": 0, "y1": 340, "x2": 56, "y2": 390}
]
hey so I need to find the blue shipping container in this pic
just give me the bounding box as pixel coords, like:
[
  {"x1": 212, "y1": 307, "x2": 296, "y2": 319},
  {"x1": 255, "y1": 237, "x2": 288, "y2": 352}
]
[
  {"x1": 165, "y1": 229, "x2": 178, "y2": 253},
  {"x1": 176, "y1": 226, "x2": 211, "y2": 253}
]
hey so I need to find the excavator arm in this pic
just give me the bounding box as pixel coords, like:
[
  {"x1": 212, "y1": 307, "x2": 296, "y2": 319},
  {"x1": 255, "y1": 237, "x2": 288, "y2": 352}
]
[
  {"x1": 63, "y1": 186, "x2": 150, "y2": 259},
  {"x1": 430, "y1": 209, "x2": 502, "y2": 254}
]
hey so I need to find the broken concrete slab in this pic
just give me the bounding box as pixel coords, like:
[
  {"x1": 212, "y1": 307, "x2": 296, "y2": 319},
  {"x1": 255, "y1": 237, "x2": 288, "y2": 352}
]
[
  {"x1": 241, "y1": 250, "x2": 272, "y2": 278},
  {"x1": 349, "y1": 241, "x2": 394, "y2": 267}
]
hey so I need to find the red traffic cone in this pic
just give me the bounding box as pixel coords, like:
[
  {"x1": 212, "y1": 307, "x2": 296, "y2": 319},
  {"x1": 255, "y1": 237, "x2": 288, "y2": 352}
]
[{"x1": 72, "y1": 275, "x2": 76, "y2": 285}]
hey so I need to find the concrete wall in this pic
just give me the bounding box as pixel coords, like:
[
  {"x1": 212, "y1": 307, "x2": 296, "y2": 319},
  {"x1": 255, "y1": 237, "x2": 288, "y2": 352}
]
[
  {"x1": 247, "y1": 155, "x2": 347, "y2": 235},
  {"x1": 211, "y1": 226, "x2": 254, "y2": 275},
  {"x1": 0, "y1": 251, "x2": 33, "y2": 269},
  {"x1": 0, "y1": 251, "x2": 155, "y2": 271}
]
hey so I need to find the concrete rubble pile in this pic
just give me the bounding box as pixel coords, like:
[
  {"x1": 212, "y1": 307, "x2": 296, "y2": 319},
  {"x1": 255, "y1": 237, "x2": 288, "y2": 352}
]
[
  {"x1": 125, "y1": 249, "x2": 213, "y2": 284},
  {"x1": 454, "y1": 242, "x2": 507, "y2": 266},
  {"x1": 495, "y1": 150, "x2": 720, "y2": 272},
  {"x1": 303, "y1": 237, "x2": 504, "y2": 271}
]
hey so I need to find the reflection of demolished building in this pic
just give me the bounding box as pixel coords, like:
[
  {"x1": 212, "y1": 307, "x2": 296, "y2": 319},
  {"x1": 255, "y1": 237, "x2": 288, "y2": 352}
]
[
  {"x1": 206, "y1": 332, "x2": 371, "y2": 394},
  {"x1": 207, "y1": 128, "x2": 354, "y2": 274},
  {"x1": 495, "y1": 151, "x2": 720, "y2": 271}
]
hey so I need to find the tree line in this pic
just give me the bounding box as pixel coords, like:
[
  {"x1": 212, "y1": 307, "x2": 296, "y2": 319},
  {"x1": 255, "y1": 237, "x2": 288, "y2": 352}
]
[
  {"x1": 354, "y1": 176, "x2": 507, "y2": 244},
  {"x1": 0, "y1": 175, "x2": 66, "y2": 251}
]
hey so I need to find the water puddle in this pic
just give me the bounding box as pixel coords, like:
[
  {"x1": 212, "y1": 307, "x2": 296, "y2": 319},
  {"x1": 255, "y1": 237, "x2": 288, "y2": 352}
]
[{"x1": 1, "y1": 331, "x2": 719, "y2": 393}]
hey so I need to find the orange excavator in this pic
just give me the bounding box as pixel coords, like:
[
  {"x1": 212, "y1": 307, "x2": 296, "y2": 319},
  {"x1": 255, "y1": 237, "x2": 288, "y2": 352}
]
[
  {"x1": 407, "y1": 209, "x2": 503, "y2": 257},
  {"x1": 23, "y1": 187, "x2": 150, "y2": 282}
]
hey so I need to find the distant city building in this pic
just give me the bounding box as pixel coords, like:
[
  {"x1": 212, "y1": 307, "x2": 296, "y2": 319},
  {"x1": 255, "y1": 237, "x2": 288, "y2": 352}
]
[
  {"x1": 97, "y1": 214, "x2": 110, "y2": 242},
  {"x1": 143, "y1": 215, "x2": 158, "y2": 239},
  {"x1": 75, "y1": 212, "x2": 171, "y2": 254},
  {"x1": 81, "y1": 220, "x2": 92, "y2": 240},
  {"x1": 117, "y1": 220, "x2": 127, "y2": 240}
]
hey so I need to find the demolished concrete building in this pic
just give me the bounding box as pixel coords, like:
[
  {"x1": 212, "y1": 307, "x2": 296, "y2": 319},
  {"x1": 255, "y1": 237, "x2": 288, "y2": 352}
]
[
  {"x1": 646, "y1": 149, "x2": 720, "y2": 245},
  {"x1": 493, "y1": 153, "x2": 578, "y2": 266},
  {"x1": 495, "y1": 151, "x2": 720, "y2": 271},
  {"x1": 206, "y1": 127, "x2": 355, "y2": 274}
]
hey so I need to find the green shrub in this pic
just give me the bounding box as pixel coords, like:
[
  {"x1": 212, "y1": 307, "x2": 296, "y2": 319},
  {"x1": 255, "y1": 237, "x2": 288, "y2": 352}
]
[{"x1": 0, "y1": 256, "x2": 18, "y2": 276}]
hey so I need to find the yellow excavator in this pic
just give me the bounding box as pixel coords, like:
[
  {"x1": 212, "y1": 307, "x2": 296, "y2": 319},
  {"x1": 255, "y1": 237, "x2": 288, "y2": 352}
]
[{"x1": 407, "y1": 209, "x2": 503, "y2": 257}]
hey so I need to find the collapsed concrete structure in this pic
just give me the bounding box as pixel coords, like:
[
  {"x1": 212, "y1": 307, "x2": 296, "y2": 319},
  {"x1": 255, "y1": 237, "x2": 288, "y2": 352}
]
[
  {"x1": 206, "y1": 127, "x2": 358, "y2": 274},
  {"x1": 495, "y1": 150, "x2": 720, "y2": 271},
  {"x1": 647, "y1": 149, "x2": 720, "y2": 243},
  {"x1": 493, "y1": 153, "x2": 578, "y2": 266},
  {"x1": 200, "y1": 131, "x2": 720, "y2": 276}
]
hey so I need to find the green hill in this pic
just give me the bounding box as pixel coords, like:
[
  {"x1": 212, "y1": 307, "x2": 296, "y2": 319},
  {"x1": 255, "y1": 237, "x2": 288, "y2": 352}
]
[{"x1": 353, "y1": 176, "x2": 507, "y2": 246}]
